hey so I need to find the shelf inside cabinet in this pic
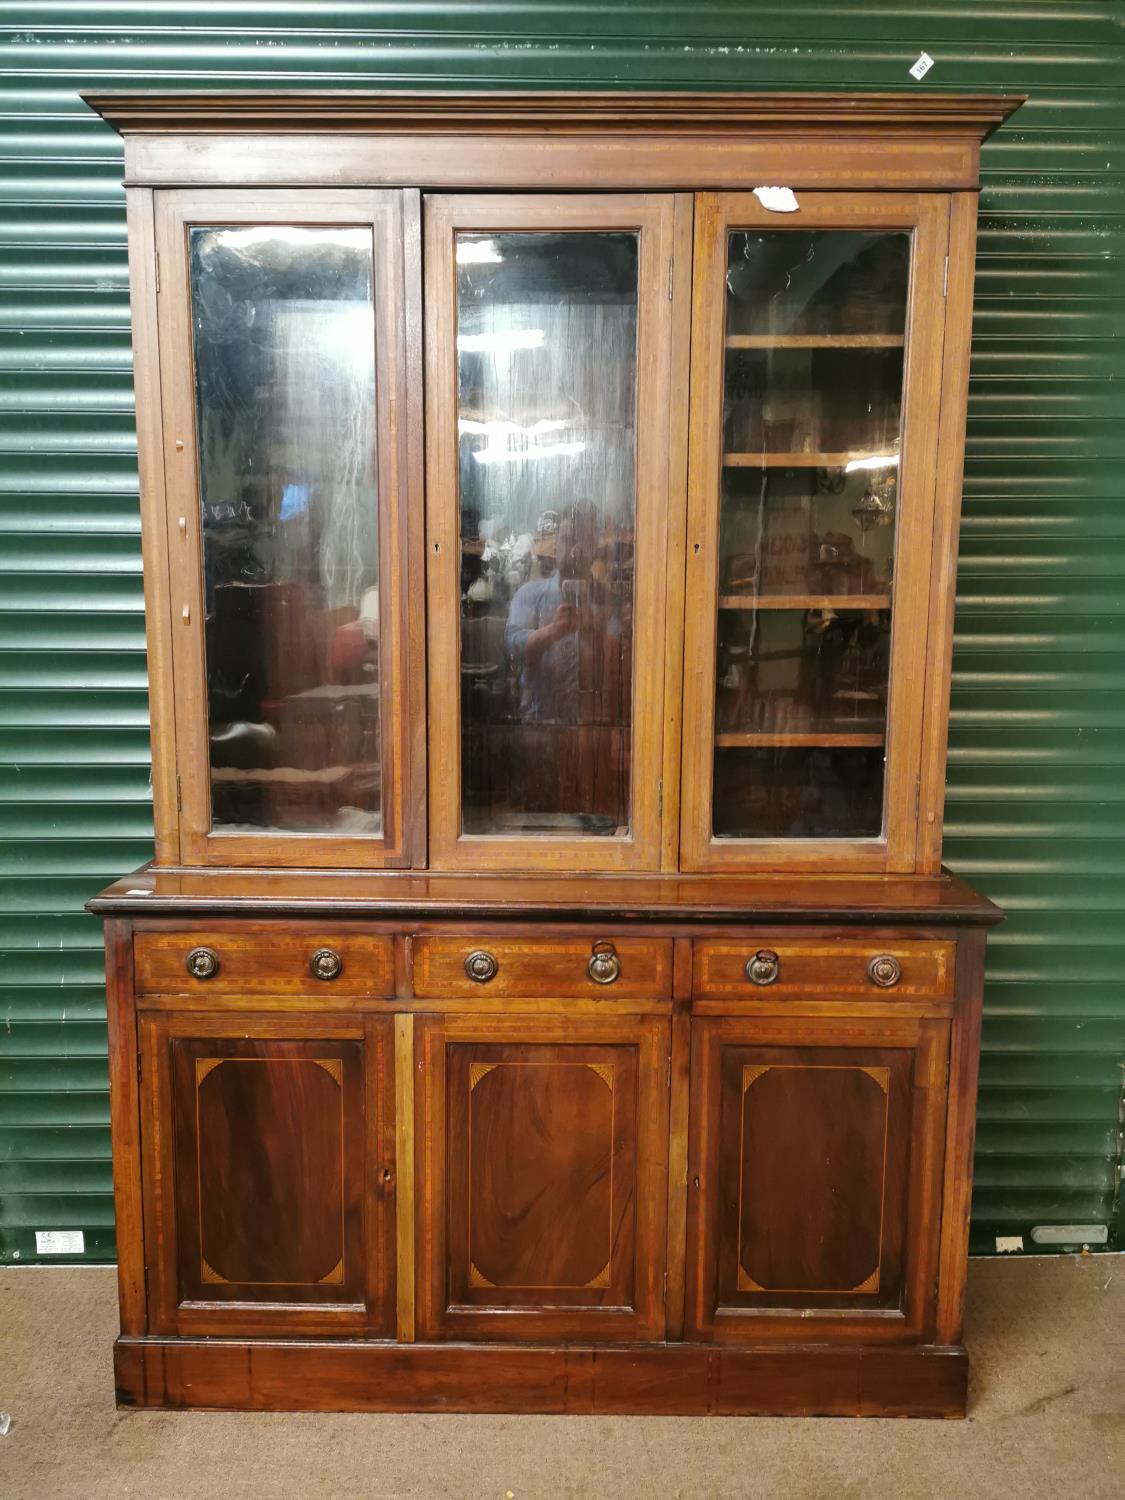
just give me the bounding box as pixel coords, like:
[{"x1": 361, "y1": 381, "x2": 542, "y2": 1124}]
[
  {"x1": 718, "y1": 594, "x2": 892, "y2": 612},
  {"x1": 723, "y1": 452, "x2": 896, "y2": 469},
  {"x1": 725, "y1": 334, "x2": 905, "y2": 349},
  {"x1": 714, "y1": 731, "x2": 886, "y2": 749}
]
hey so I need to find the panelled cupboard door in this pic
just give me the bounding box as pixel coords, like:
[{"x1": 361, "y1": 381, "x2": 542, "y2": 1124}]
[
  {"x1": 415, "y1": 1014, "x2": 669, "y2": 1341},
  {"x1": 138, "y1": 1014, "x2": 395, "y2": 1337},
  {"x1": 685, "y1": 1015, "x2": 949, "y2": 1343},
  {"x1": 424, "y1": 194, "x2": 688, "y2": 873},
  {"x1": 680, "y1": 193, "x2": 951, "y2": 873},
  {"x1": 152, "y1": 189, "x2": 421, "y2": 868}
]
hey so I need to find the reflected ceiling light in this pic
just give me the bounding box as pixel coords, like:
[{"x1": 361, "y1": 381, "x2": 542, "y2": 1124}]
[
  {"x1": 471, "y1": 441, "x2": 587, "y2": 466},
  {"x1": 214, "y1": 225, "x2": 370, "y2": 250},
  {"x1": 459, "y1": 417, "x2": 571, "y2": 438},
  {"x1": 456, "y1": 238, "x2": 503, "y2": 264},
  {"x1": 845, "y1": 453, "x2": 901, "y2": 473},
  {"x1": 457, "y1": 329, "x2": 545, "y2": 353}
]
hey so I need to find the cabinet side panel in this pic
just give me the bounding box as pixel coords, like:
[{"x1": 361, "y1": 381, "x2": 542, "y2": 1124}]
[
  {"x1": 104, "y1": 919, "x2": 146, "y2": 1332},
  {"x1": 917, "y1": 193, "x2": 979, "y2": 872},
  {"x1": 936, "y1": 929, "x2": 987, "y2": 1342},
  {"x1": 126, "y1": 187, "x2": 179, "y2": 864}
]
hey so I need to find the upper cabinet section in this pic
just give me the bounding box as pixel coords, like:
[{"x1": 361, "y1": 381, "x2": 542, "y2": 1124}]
[
  {"x1": 681, "y1": 193, "x2": 950, "y2": 873},
  {"x1": 425, "y1": 195, "x2": 684, "y2": 873},
  {"x1": 151, "y1": 190, "x2": 421, "y2": 868},
  {"x1": 93, "y1": 91, "x2": 1022, "y2": 874}
]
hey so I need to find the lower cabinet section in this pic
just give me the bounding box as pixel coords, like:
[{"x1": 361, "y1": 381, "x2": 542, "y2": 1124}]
[
  {"x1": 685, "y1": 1014, "x2": 950, "y2": 1343},
  {"x1": 138, "y1": 1013, "x2": 395, "y2": 1337},
  {"x1": 413, "y1": 1013, "x2": 670, "y2": 1342}
]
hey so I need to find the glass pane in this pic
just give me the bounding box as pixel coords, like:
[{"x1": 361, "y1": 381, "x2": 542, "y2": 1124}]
[
  {"x1": 190, "y1": 225, "x2": 382, "y2": 837},
  {"x1": 455, "y1": 231, "x2": 638, "y2": 838},
  {"x1": 714, "y1": 229, "x2": 909, "y2": 841}
]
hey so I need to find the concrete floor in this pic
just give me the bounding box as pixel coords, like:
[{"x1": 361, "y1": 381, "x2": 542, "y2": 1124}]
[{"x1": 0, "y1": 1257, "x2": 1121, "y2": 1498}]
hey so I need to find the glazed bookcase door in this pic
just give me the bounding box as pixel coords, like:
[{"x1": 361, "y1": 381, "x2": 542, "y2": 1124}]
[
  {"x1": 138, "y1": 1014, "x2": 395, "y2": 1338},
  {"x1": 153, "y1": 190, "x2": 419, "y2": 867},
  {"x1": 414, "y1": 1014, "x2": 669, "y2": 1341},
  {"x1": 685, "y1": 1014, "x2": 949, "y2": 1343},
  {"x1": 425, "y1": 194, "x2": 684, "y2": 873},
  {"x1": 681, "y1": 193, "x2": 950, "y2": 872}
]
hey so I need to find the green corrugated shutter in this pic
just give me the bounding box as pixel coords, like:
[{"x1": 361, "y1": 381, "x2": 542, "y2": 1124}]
[{"x1": 1, "y1": 3, "x2": 1122, "y2": 1264}]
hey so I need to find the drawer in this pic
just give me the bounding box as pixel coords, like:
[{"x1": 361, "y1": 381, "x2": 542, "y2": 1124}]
[
  {"x1": 410, "y1": 935, "x2": 673, "y2": 1000},
  {"x1": 693, "y1": 938, "x2": 955, "y2": 1002},
  {"x1": 133, "y1": 928, "x2": 394, "y2": 998}
]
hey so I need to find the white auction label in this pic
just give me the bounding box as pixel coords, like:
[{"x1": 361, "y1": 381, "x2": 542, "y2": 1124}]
[
  {"x1": 909, "y1": 52, "x2": 935, "y2": 81},
  {"x1": 35, "y1": 1230, "x2": 85, "y2": 1255},
  {"x1": 752, "y1": 186, "x2": 799, "y2": 213}
]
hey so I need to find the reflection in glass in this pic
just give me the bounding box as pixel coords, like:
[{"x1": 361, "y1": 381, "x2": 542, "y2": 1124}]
[
  {"x1": 456, "y1": 232, "x2": 639, "y2": 837},
  {"x1": 190, "y1": 225, "x2": 381, "y2": 835},
  {"x1": 714, "y1": 230, "x2": 909, "y2": 841}
]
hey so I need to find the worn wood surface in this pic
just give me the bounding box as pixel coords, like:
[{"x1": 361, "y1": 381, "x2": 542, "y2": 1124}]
[
  {"x1": 114, "y1": 1336, "x2": 970, "y2": 1417},
  {"x1": 134, "y1": 926, "x2": 395, "y2": 997},
  {"x1": 89, "y1": 867, "x2": 1003, "y2": 924},
  {"x1": 415, "y1": 1013, "x2": 668, "y2": 1343},
  {"x1": 685, "y1": 1013, "x2": 948, "y2": 1344}
]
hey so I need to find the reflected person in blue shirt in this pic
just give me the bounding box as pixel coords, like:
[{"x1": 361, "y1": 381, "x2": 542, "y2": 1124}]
[{"x1": 505, "y1": 502, "x2": 620, "y2": 725}]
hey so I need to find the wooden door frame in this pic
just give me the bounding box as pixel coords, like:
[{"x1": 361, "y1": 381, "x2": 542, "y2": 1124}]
[
  {"x1": 137, "y1": 1011, "x2": 395, "y2": 1338},
  {"x1": 685, "y1": 1012, "x2": 950, "y2": 1343},
  {"x1": 680, "y1": 192, "x2": 952, "y2": 874},
  {"x1": 151, "y1": 187, "x2": 421, "y2": 868},
  {"x1": 424, "y1": 192, "x2": 689, "y2": 873},
  {"x1": 413, "y1": 1011, "x2": 669, "y2": 1341}
]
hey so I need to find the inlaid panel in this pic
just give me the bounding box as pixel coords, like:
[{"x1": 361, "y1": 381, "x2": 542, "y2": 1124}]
[
  {"x1": 686, "y1": 1014, "x2": 949, "y2": 1343},
  {"x1": 459, "y1": 1055, "x2": 626, "y2": 1296},
  {"x1": 726, "y1": 1052, "x2": 907, "y2": 1303},
  {"x1": 189, "y1": 1053, "x2": 349, "y2": 1289},
  {"x1": 140, "y1": 1015, "x2": 394, "y2": 1337},
  {"x1": 416, "y1": 1014, "x2": 668, "y2": 1341}
]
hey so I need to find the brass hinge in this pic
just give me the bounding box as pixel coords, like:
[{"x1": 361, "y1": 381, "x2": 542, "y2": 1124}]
[
  {"x1": 658, "y1": 778, "x2": 664, "y2": 819},
  {"x1": 668, "y1": 256, "x2": 674, "y2": 301},
  {"x1": 942, "y1": 255, "x2": 948, "y2": 298},
  {"x1": 176, "y1": 774, "x2": 183, "y2": 813},
  {"x1": 154, "y1": 251, "x2": 161, "y2": 294}
]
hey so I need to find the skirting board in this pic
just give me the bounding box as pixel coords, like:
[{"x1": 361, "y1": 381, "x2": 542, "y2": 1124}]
[{"x1": 115, "y1": 1338, "x2": 969, "y2": 1418}]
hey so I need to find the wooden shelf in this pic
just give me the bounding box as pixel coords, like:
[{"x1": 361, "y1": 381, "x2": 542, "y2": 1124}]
[
  {"x1": 718, "y1": 594, "x2": 892, "y2": 612},
  {"x1": 715, "y1": 731, "x2": 885, "y2": 749},
  {"x1": 725, "y1": 334, "x2": 904, "y2": 349},
  {"x1": 724, "y1": 452, "x2": 891, "y2": 468}
]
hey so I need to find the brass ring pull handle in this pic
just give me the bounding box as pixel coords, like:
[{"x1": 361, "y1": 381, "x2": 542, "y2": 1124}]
[
  {"x1": 745, "y1": 949, "x2": 780, "y2": 986},
  {"x1": 464, "y1": 949, "x2": 499, "y2": 984},
  {"x1": 309, "y1": 948, "x2": 343, "y2": 981},
  {"x1": 185, "y1": 946, "x2": 219, "y2": 980},
  {"x1": 868, "y1": 954, "x2": 902, "y2": 988},
  {"x1": 587, "y1": 941, "x2": 621, "y2": 986}
]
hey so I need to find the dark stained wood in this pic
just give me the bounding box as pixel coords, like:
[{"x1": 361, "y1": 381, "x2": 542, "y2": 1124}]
[
  {"x1": 139, "y1": 1013, "x2": 393, "y2": 1338},
  {"x1": 686, "y1": 1014, "x2": 949, "y2": 1344},
  {"x1": 114, "y1": 1337, "x2": 969, "y2": 1417},
  {"x1": 88, "y1": 866, "x2": 1004, "y2": 927},
  {"x1": 85, "y1": 90, "x2": 1024, "y2": 137},
  {"x1": 103, "y1": 919, "x2": 147, "y2": 1334},
  {"x1": 722, "y1": 1045, "x2": 910, "y2": 1303},
  {"x1": 937, "y1": 928, "x2": 988, "y2": 1343},
  {"x1": 415, "y1": 1013, "x2": 668, "y2": 1342},
  {"x1": 90, "y1": 87, "x2": 1008, "y2": 1420}
]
